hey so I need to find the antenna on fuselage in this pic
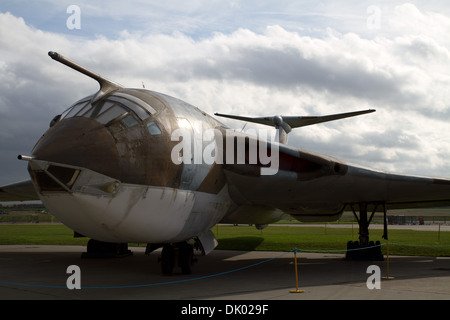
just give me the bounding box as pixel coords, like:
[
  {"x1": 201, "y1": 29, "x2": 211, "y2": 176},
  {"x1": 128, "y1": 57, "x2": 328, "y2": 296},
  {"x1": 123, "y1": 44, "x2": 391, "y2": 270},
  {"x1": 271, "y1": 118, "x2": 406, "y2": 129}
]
[{"x1": 48, "y1": 51, "x2": 123, "y2": 103}]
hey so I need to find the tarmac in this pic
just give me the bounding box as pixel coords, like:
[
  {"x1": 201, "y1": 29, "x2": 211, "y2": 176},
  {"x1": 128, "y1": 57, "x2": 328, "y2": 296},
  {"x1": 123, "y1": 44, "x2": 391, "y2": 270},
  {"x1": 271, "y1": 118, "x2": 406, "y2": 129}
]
[{"x1": 0, "y1": 244, "x2": 450, "y2": 302}]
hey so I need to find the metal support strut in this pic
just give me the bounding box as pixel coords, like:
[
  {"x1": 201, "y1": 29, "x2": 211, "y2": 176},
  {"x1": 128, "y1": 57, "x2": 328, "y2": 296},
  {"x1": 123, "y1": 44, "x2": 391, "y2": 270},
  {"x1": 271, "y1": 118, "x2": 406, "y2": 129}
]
[{"x1": 346, "y1": 203, "x2": 384, "y2": 261}]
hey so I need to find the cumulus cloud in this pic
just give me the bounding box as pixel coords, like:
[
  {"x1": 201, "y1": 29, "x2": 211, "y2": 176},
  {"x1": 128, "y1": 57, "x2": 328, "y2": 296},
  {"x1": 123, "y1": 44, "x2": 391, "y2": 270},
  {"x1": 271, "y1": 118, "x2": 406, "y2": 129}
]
[{"x1": 1, "y1": 2, "x2": 450, "y2": 185}]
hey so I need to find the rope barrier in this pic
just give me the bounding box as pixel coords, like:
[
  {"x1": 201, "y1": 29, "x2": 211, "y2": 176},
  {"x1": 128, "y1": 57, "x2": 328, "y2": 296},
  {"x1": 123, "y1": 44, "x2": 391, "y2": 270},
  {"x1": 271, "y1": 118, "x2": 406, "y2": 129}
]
[
  {"x1": 0, "y1": 250, "x2": 294, "y2": 290},
  {"x1": 290, "y1": 241, "x2": 450, "y2": 254},
  {"x1": 295, "y1": 242, "x2": 384, "y2": 253},
  {"x1": 386, "y1": 242, "x2": 450, "y2": 248},
  {"x1": 0, "y1": 241, "x2": 448, "y2": 290}
]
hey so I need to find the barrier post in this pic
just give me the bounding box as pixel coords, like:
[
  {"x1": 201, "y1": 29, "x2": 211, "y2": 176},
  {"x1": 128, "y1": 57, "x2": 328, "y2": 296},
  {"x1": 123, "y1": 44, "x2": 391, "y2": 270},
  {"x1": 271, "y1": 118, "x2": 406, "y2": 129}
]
[
  {"x1": 352, "y1": 223, "x2": 354, "y2": 241},
  {"x1": 382, "y1": 242, "x2": 394, "y2": 280},
  {"x1": 290, "y1": 249, "x2": 305, "y2": 293},
  {"x1": 438, "y1": 224, "x2": 441, "y2": 244}
]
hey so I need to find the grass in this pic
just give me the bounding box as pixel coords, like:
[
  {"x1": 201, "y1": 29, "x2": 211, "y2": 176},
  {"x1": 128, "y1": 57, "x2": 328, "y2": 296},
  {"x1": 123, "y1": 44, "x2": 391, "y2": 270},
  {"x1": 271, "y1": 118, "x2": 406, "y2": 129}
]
[
  {"x1": 0, "y1": 211, "x2": 59, "y2": 223},
  {"x1": 0, "y1": 224, "x2": 449, "y2": 257},
  {"x1": 213, "y1": 225, "x2": 450, "y2": 256},
  {"x1": 0, "y1": 225, "x2": 88, "y2": 246}
]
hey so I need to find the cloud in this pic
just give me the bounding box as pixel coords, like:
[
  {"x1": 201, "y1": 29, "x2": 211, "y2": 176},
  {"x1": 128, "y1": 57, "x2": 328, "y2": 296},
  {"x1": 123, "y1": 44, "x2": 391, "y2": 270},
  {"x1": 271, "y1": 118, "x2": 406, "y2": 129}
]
[{"x1": 1, "y1": 2, "x2": 450, "y2": 186}]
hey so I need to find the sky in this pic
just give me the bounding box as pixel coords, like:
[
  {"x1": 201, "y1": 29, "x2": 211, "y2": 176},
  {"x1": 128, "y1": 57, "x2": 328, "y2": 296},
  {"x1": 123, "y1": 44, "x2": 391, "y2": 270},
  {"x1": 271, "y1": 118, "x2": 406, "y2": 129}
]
[{"x1": 1, "y1": 0, "x2": 450, "y2": 185}]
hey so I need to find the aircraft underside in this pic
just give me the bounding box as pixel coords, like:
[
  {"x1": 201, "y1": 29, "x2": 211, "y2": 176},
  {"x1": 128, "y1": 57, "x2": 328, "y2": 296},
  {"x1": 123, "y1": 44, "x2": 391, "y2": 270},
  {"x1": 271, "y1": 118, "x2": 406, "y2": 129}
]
[
  {"x1": 27, "y1": 157, "x2": 347, "y2": 274},
  {"x1": 29, "y1": 159, "x2": 232, "y2": 240}
]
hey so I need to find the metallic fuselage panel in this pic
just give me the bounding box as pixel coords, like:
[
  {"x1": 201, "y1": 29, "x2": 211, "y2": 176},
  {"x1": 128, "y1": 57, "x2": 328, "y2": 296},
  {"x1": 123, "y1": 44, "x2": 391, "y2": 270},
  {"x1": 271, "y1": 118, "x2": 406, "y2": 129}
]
[{"x1": 29, "y1": 89, "x2": 234, "y2": 243}]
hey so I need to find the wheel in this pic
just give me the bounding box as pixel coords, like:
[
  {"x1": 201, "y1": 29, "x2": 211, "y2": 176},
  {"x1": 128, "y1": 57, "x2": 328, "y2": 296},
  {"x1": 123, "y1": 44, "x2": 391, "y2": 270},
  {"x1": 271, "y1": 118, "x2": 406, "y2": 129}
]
[
  {"x1": 179, "y1": 243, "x2": 194, "y2": 275},
  {"x1": 161, "y1": 245, "x2": 175, "y2": 275},
  {"x1": 86, "y1": 239, "x2": 114, "y2": 254}
]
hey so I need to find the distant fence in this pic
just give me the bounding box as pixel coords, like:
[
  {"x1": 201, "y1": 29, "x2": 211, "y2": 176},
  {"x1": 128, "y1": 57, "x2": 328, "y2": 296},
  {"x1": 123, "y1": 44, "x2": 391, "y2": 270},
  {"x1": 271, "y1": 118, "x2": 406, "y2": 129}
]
[
  {"x1": 359, "y1": 215, "x2": 449, "y2": 225},
  {"x1": 0, "y1": 214, "x2": 59, "y2": 224}
]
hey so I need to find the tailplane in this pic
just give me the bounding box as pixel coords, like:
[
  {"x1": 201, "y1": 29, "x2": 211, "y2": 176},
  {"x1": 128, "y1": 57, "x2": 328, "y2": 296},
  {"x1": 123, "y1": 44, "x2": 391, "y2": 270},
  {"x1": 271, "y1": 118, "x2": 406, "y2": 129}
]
[{"x1": 215, "y1": 109, "x2": 375, "y2": 144}]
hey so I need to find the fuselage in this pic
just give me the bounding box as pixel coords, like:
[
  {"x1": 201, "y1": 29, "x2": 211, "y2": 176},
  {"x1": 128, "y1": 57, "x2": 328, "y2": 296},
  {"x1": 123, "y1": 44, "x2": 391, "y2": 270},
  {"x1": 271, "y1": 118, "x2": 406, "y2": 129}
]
[{"x1": 28, "y1": 88, "x2": 245, "y2": 243}]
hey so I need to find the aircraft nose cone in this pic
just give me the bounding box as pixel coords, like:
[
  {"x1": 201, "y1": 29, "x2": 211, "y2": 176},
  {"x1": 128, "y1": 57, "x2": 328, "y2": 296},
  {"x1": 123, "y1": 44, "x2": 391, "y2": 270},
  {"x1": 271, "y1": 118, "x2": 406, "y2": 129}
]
[{"x1": 31, "y1": 117, "x2": 120, "y2": 177}]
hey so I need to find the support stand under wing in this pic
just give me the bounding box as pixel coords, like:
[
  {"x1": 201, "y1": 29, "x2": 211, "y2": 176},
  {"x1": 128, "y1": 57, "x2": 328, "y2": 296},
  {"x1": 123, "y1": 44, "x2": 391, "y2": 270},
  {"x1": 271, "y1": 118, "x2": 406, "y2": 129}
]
[{"x1": 345, "y1": 203, "x2": 386, "y2": 261}]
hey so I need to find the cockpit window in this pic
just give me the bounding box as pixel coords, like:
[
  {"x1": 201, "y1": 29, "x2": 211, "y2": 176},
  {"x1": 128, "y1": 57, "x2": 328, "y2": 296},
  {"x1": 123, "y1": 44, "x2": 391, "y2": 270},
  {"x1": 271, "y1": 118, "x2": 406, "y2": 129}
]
[
  {"x1": 147, "y1": 121, "x2": 162, "y2": 135},
  {"x1": 83, "y1": 100, "x2": 115, "y2": 118},
  {"x1": 76, "y1": 102, "x2": 94, "y2": 117},
  {"x1": 122, "y1": 114, "x2": 138, "y2": 127},
  {"x1": 61, "y1": 96, "x2": 150, "y2": 123},
  {"x1": 64, "y1": 101, "x2": 88, "y2": 118},
  {"x1": 96, "y1": 105, "x2": 127, "y2": 124},
  {"x1": 59, "y1": 94, "x2": 154, "y2": 129},
  {"x1": 109, "y1": 96, "x2": 151, "y2": 120}
]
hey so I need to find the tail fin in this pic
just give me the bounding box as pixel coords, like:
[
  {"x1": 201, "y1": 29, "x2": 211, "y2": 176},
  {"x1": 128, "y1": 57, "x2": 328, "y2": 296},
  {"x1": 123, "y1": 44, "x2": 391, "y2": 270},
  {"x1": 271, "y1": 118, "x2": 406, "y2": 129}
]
[{"x1": 215, "y1": 109, "x2": 375, "y2": 144}]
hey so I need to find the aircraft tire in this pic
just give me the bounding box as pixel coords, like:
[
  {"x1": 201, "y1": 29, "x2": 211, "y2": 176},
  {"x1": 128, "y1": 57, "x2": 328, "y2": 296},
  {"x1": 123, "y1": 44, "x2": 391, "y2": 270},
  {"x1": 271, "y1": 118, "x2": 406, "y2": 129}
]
[
  {"x1": 161, "y1": 244, "x2": 175, "y2": 275},
  {"x1": 179, "y1": 243, "x2": 194, "y2": 275}
]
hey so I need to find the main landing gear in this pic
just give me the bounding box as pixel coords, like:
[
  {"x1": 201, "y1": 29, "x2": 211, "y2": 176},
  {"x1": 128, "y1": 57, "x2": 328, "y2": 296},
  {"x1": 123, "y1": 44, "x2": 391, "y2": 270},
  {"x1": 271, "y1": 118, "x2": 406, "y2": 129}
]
[
  {"x1": 82, "y1": 239, "x2": 196, "y2": 274},
  {"x1": 345, "y1": 203, "x2": 387, "y2": 261},
  {"x1": 147, "y1": 230, "x2": 217, "y2": 275},
  {"x1": 158, "y1": 242, "x2": 196, "y2": 275},
  {"x1": 82, "y1": 239, "x2": 133, "y2": 258}
]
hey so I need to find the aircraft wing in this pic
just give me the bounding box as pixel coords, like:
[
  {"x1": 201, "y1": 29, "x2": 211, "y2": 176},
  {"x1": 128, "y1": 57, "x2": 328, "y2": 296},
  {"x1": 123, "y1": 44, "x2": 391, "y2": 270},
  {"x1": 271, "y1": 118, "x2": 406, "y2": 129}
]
[
  {"x1": 221, "y1": 138, "x2": 450, "y2": 221},
  {"x1": 0, "y1": 180, "x2": 40, "y2": 202}
]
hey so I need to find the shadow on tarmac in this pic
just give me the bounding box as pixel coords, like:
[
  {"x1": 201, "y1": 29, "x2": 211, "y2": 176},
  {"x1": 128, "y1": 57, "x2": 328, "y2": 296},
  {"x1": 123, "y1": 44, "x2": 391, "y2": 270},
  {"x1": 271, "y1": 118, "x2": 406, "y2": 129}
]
[{"x1": 0, "y1": 246, "x2": 449, "y2": 300}]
